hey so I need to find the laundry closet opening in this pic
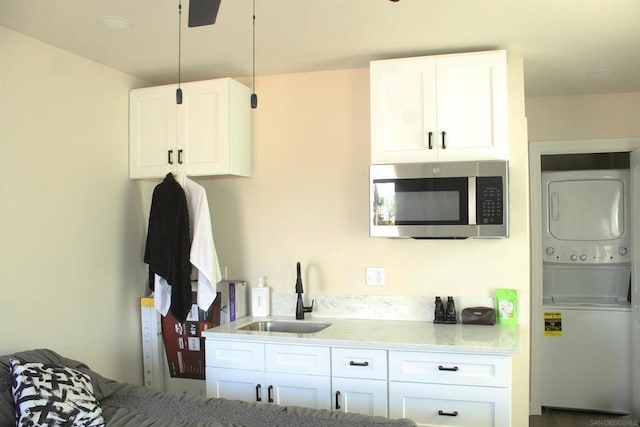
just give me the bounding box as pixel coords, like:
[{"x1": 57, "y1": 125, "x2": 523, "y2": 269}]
[
  {"x1": 538, "y1": 150, "x2": 632, "y2": 415},
  {"x1": 541, "y1": 151, "x2": 630, "y2": 171}
]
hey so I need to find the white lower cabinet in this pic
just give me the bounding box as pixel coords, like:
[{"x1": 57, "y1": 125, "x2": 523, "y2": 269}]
[
  {"x1": 266, "y1": 372, "x2": 331, "y2": 409},
  {"x1": 389, "y1": 382, "x2": 510, "y2": 427},
  {"x1": 332, "y1": 377, "x2": 388, "y2": 417},
  {"x1": 206, "y1": 367, "x2": 264, "y2": 402},
  {"x1": 205, "y1": 340, "x2": 330, "y2": 410},
  {"x1": 388, "y1": 350, "x2": 512, "y2": 427},
  {"x1": 331, "y1": 347, "x2": 388, "y2": 417},
  {"x1": 205, "y1": 339, "x2": 512, "y2": 426}
]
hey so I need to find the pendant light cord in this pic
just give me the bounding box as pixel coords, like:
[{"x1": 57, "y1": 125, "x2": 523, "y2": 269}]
[
  {"x1": 252, "y1": 0, "x2": 256, "y2": 91},
  {"x1": 176, "y1": 0, "x2": 183, "y2": 104},
  {"x1": 251, "y1": 0, "x2": 258, "y2": 108}
]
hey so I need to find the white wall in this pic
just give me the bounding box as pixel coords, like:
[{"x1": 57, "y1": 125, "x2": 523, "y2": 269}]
[
  {"x1": 526, "y1": 92, "x2": 640, "y2": 140},
  {"x1": 0, "y1": 26, "x2": 147, "y2": 383}
]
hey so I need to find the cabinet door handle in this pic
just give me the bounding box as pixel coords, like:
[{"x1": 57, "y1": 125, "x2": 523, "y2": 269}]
[
  {"x1": 335, "y1": 391, "x2": 341, "y2": 410},
  {"x1": 177, "y1": 149, "x2": 183, "y2": 164},
  {"x1": 438, "y1": 410, "x2": 459, "y2": 417},
  {"x1": 349, "y1": 361, "x2": 369, "y2": 367},
  {"x1": 428, "y1": 131, "x2": 433, "y2": 149},
  {"x1": 441, "y1": 131, "x2": 447, "y2": 149},
  {"x1": 438, "y1": 365, "x2": 459, "y2": 372},
  {"x1": 256, "y1": 384, "x2": 262, "y2": 402},
  {"x1": 268, "y1": 385, "x2": 274, "y2": 403},
  {"x1": 168, "y1": 149, "x2": 174, "y2": 165}
]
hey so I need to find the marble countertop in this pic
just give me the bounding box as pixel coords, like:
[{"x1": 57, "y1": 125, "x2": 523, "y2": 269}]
[{"x1": 203, "y1": 315, "x2": 520, "y2": 354}]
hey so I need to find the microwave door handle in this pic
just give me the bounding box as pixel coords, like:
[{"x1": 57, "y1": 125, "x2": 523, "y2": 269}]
[
  {"x1": 550, "y1": 192, "x2": 560, "y2": 221},
  {"x1": 469, "y1": 177, "x2": 476, "y2": 225}
]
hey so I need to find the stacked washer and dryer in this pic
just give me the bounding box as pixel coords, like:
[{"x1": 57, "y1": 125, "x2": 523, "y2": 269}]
[{"x1": 541, "y1": 168, "x2": 632, "y2": 413}]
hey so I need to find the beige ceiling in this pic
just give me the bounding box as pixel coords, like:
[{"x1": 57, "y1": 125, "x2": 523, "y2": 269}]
[{"x1": 1, "y1": 0, "x2": 639, "y2": 97}]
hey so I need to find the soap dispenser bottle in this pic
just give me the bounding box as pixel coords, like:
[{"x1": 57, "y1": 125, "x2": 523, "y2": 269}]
[
  {"x1": 433, "y1": 296, "x2": 445, "y2": 324},
  {"x1": 445, "y1": 296, "x2": 457, "y2": 324},
  {"x1": 251, "y1": 276, "x2": 271, "y2": 317}
]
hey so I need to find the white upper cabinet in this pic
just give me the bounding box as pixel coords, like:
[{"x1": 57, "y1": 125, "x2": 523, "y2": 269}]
[
  {"x1": 370, "y1": 50, "x2": 508, "y2": 164},
  {"x1": 129, "y1": 78, "x2": 251, "y2": 179}
]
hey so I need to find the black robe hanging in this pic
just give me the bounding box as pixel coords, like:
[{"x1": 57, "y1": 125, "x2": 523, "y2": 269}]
[{"x1": 144, "y1": 173, "x2": 192, "y2": 322}]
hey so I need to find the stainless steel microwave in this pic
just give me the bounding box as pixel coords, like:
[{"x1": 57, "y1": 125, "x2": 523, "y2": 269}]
[{"x1": 370, "y1": 161, "x2": 509, "y2": 239}]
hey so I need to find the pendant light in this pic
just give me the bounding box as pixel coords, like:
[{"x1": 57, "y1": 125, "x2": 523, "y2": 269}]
[
  {"x1": 176, "y1": 0, "x2": 183, "y2": 104},
  {"x1": 250, "y1": 0, "x2": 258, "y2": 109}
]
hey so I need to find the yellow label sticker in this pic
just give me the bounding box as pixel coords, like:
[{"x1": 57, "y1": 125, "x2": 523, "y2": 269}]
[
  {"x1": 140, "y1": 297, "x2": 155, "y2": 307},
  {"x1": 544, "y1": 312, "x2": 562, "y2": 336}
]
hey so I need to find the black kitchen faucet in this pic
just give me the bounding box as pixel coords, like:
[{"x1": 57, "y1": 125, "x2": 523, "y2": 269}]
[{"x1": 295, "y1": 262, "x2": 314, "y2": 320}]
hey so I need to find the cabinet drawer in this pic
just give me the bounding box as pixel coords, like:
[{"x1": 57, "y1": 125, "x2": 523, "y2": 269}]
[
  {"x1": 265, "y1": 344, "x2": 330, "y2": 376},
  {"x1": 389, "y1": 382, "x2": 510, "y2": 427},
  {"x1": 331, "y1": 348, "x2": 387, "y2": 380},
  {"x1": 205, "y1": 340, "x2": 265, "y2": 370},
  {"x1": 389, "y1": 351, "x2": 510, "y2": 387}
]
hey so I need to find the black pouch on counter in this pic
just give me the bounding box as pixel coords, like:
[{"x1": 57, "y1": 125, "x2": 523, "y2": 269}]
[{"x1": 461, "y1": 307, "x2": 496, "y2": 325}]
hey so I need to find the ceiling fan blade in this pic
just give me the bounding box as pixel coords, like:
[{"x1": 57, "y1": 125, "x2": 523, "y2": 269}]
[{"x1": 188, "y1": 0, "x2": 221, "y2": 27}]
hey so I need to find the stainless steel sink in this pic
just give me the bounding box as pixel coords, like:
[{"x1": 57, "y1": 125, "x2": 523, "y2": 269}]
[{"x1": 238, "y1": 320, "x2": 331, "y2": 334}]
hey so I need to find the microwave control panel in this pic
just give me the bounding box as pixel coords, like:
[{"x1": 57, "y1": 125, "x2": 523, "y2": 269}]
[{"x1": 476, "y1": 177, "x2": 504, "y2": 225}]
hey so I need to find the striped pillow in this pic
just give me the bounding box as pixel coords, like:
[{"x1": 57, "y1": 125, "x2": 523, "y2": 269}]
[{"x1": 10, "y1": 359, "x2": 104, "y2": 426}]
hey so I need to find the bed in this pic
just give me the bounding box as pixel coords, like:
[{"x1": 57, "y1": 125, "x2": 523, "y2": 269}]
[{"x1": 0, "y1": 349, "x2": 416, "y2": 426}]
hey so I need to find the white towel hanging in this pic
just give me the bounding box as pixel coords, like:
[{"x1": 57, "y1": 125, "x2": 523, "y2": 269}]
[
  {"x1": 175, "y1": 171, "x2": 187, "y2": 188},
  {"x1": 184, "y1": 177, "x2": 221, "y2": 311}
]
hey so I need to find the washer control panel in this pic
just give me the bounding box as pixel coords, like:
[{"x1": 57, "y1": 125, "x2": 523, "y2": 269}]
[{"x1": 543, "y1": 241, "x2": 630, "y2": 263}]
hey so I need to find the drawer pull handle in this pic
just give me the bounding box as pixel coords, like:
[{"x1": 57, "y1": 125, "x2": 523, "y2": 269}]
[
  {"x1": 441, "y1": 131, "x2": 447, "y2": 149},
  {"x1": 168, "y1": 149, "x2": 174, "y2": 165},
  {"x1": 268, "y1": 385, "x2": 274, "y2": 403},
  {"x1": 427, "y1": 131, "x2": 433, "y2": 149},
  {"x1": 349, "y1": 361, "x2": 369, "y2": 367},
  {"x1": 255, "y1": 384, "x2": 262, "y2": 402},
  {"x1": 438, "y1": 365, "x2": 459, "y2": 372},
  {"x1": 335, "y1": 391, "x2": 341, "y2": 410},
  {"x1": 438, "y1": 410, "x2": 459, "y2": 417},
  {"x1": 177, "y1": 149, "x2": 184, "y2": 164}
]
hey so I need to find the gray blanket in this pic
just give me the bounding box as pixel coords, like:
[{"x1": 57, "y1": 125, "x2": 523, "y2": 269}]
[{"x1": 1, "y1": 349, "x2": 415, "y2": 427}]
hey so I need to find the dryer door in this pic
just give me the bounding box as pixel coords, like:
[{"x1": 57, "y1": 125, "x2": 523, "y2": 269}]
[{"x1": 548, "y1": 178, "x2": 625, "y2": 241}]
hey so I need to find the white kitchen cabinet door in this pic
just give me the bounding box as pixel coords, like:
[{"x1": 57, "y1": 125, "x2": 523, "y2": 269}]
[
  {"x1": 370, "y1": 50, "x2": 508, "y2": 164},
  {"x1": 370, "y1": 56, "x2": 438, "y2": 164},
  {"x1": 205, "y1": 367, "x2": 265, "y2": 403},
  {"x1": 179, "y1": 79, "x2": 251, "y2": 177},
  {"x1": 435, "y1": 51, "x2": 508, "y2": 162},
  {"x1": 266, "y1": 372, "x2": 331, "y2": 410},
  {"x1": 129, "y1": 78, "x2": 251, "y2": 179},
  {"x1": 129, "y1": 85, "x2": 177, "y2": 178},
  {"x1": 332, "y1": 377, "x2": 388, "y2": 417},
  {"x1": 389, "y1": 382, "x2": 510, "y2": 427},
  {"x1": 206, "y1": 369, "x2": 331, "y2": 409}
]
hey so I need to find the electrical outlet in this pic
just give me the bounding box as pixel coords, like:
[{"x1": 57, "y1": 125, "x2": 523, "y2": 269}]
[{"x1": 366, "y1": 267, "x2": 385, "y2": 286}]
